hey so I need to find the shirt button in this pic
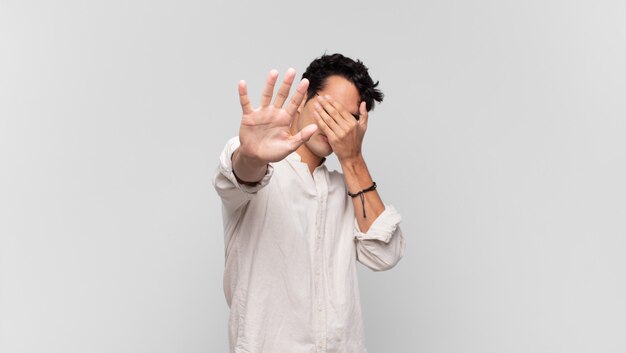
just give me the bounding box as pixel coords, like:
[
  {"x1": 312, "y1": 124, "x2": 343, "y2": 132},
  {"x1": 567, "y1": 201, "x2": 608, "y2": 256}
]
[{"x1": 315, "y1": 271, "x2": 320, "y2": 276}]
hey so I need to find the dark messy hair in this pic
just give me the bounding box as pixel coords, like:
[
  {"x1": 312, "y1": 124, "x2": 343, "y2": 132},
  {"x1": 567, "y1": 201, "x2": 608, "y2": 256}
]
[{"x1": 302, "y1": 53, "x2": 384, "y2": 112}]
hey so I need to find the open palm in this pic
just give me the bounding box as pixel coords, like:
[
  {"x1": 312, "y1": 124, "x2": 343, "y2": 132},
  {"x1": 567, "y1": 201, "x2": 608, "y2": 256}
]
[{"x1": 237, "y1": 68, "x2": 318, "y2": 163}]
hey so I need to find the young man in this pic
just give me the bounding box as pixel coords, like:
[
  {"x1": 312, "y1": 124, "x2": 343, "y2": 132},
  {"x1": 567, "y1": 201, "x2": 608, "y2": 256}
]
[{"x1": 213, "y1": 53, "x2": 406, "y2": 353}]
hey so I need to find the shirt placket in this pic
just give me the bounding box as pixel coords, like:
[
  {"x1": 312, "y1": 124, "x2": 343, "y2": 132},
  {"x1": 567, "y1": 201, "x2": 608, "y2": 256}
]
[{"x1": 313, "y1": 168, "x2": 328, "y2": 352}]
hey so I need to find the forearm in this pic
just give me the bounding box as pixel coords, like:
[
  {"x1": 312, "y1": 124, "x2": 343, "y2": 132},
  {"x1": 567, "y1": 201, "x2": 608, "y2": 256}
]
[
  {"x1": 340, "y1": 154, "x2": 386, "y2": 233},
  {"x1": 231, "y1": 147, "x2": 268, "y2": 185}
]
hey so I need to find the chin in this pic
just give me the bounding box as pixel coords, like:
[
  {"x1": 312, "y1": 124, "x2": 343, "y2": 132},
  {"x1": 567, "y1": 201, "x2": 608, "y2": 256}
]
[{"x1": 306, "y1": 135, "x2": 333, "y2": 157}]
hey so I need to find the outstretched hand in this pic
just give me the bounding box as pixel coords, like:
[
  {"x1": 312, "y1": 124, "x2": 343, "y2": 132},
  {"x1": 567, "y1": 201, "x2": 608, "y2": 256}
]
[{"x1": 237, "y1": 68, "x2": 318, "y2": 164}]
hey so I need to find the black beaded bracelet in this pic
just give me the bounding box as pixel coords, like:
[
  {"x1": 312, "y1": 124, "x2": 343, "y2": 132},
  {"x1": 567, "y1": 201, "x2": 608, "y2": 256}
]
[{"x1": 348, "y1": 182, "x2": 377, "y2": 218}]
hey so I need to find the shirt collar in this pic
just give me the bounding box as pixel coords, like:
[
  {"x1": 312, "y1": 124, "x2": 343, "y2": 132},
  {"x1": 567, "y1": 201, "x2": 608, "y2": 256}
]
[{"x1": 285, "y1": 151, "x2": 327, "y2": 169}]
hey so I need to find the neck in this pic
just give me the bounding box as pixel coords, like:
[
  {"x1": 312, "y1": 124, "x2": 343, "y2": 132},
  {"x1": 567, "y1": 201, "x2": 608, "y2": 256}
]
[
  {"x1": 289, "y1": 114, "x2": 326, "y2": 174},
  {"x1": 289, "y1": 115, "x2": 325, "y2": 174},
  {"x1": 295, "y1": 144, "x2": 325, "y2": 174}
]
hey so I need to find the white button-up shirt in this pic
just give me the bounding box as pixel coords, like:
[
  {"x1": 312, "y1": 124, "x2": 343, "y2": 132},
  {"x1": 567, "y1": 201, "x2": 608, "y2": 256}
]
[{"x1": 213, "y1": 136, "x2": 406, "y2": 353}]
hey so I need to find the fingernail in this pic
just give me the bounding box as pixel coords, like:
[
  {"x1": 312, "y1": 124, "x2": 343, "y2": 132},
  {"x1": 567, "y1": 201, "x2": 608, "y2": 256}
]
[{"x1": 324, "y1": 95, "x2": 331, "y2": 100}]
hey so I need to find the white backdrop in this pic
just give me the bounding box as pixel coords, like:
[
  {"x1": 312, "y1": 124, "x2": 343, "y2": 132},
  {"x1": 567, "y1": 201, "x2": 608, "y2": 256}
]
[{"x1": 1, "y1": 0, "x2": 625, "y2": 352}]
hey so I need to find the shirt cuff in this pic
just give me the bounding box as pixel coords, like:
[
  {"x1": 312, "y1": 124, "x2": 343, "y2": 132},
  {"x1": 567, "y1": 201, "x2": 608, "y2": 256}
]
[
  {"x1": 353, "y1": 204, "x2": 402, "y2": 243},
  {"x1": 218, "y1": 136, "x2": 274, "y2": 194}
]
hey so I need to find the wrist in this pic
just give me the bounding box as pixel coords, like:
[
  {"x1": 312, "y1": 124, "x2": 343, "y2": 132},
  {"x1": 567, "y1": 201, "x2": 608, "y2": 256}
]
[
  {"x1": 232, "y1": 147, "x2": 269, "y2": 185},
  {"x1": 235, "y1": 146, "x2": 268, "y2": 169},
  {"x1": 339, "y1": 153, "x2": 365, "y2": 172}
]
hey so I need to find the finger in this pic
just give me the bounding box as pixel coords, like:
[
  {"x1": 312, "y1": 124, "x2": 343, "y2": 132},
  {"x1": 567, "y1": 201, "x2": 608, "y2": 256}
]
[
  {"x1": 260, "y1": 69, "x2": 279, "y2": 107},
  {"x1": 238, "y1": 80, "x2": 253, "y2": 115},
  {"x1": 285, "y1": 78, "x2": 309, "y2": 117},
  {"x1": 313, "y1": 101, "x2": 341, "y2": 133},
  {"x1": 317, "y1": 95, "x2": 351, "y2": 130},
  {"x1": 289, "y1": 123, "x2": 318, "y2": 150},
  {"x1": 331, "y1": 96, "x2": 361, "y2": 124},
  {"x1": 273, "y1": 68, "x2": 296, "y2": 108},
  {"x1": 358, "y1": 101, "x2": 368, "y2": 129},
  {"x1": 312, "y1": 111, "x2": 334, "y2": 139}
]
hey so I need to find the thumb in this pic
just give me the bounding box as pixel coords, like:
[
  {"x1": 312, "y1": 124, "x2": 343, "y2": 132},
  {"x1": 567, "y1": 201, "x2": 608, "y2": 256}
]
[
  {"x1": 358, "y1": 101, "x2": 369, "y2": 129},
  {"x1": 290, "y1": 124, "x2": 318, "y2": 149}
]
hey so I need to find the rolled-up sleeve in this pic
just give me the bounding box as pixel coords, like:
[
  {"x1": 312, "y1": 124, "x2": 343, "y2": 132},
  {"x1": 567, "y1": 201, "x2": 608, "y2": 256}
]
[
  {"x1": 353, "y1": 204, "x2": 406, "y2": 272},
  {"x1": 212, "y1": 136, "x2": 274, "y2": 212}
]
